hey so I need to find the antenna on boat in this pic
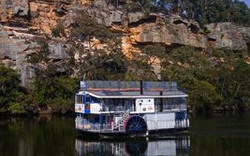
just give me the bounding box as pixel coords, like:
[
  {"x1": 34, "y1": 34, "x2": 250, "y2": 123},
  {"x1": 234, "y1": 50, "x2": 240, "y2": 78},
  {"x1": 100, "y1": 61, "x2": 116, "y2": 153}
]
[{"x1": 140, "y1": 80, "x2": 143, "y2": 95}]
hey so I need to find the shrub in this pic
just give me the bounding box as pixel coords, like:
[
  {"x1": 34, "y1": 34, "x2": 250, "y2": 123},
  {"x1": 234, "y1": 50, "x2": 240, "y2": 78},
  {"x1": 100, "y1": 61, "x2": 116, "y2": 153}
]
[
  {"x1": 52, "y1": 22, "x2": 66, "y2": 37},
  {"x1": 9, "y1": 102, "x2": 26, "y2": 114}
]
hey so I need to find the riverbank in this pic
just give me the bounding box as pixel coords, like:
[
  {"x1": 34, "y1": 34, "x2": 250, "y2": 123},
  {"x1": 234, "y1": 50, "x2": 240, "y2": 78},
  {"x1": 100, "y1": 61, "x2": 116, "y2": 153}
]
[
  {"x1": 189, "y1": 104, "x2": 250, "y2": 115},
  {"x1": 0, "y1": 104, "x2": 75, "y2": 117}
]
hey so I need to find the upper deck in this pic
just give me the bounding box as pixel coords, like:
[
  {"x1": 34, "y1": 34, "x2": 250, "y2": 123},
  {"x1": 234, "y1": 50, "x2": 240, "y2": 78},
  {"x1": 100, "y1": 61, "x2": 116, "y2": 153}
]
[
  {"x1": 80, "y1": 80, "x2": 180, "y2": 92},
  {"x1": 77, "y1": 90, "x2": 187, "y2": 99},
  {"x1": 75, "y1": 81, "x2": 188, "y2": 114}
]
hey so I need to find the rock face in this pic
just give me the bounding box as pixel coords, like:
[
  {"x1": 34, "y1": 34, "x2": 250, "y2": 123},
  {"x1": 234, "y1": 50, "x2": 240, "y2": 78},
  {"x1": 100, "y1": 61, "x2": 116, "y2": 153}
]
[
  {"x1": 239, "y1": 27, "x2": 250, "y2": 47},
  {"x1": 0, "y1": 0, "x2": 250, "y2": 85},
  {"x1": 0, "y1": 26, "x2": 36, "y2": 85},
  {"x1": 0, "y1": 26, "x2": 69, "y2": 85},
  {"x1": 0, "y1": 0, "x2": 71, "y2": 85},
  {"x1": 48, "y1": 41, "x2": 69, "y2": 60},
  {"x1": 129, "y1": 15, "x2": 207, "y2": 48},
  {"x1": 80, "y1": 1, "x2": 250, "y2": 50},
  {"x1": 206, "y1": 23, "x2": 248, "y2": 50},
  {"x1": 0, "y1": 0, "x2": 30, "y2": 22}
]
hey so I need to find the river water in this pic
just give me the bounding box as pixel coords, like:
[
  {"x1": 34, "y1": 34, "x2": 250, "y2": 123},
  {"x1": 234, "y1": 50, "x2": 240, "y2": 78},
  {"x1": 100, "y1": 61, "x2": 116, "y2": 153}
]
[{"x1": 0, "y1": 113, "x2": 250, "y2": 156}]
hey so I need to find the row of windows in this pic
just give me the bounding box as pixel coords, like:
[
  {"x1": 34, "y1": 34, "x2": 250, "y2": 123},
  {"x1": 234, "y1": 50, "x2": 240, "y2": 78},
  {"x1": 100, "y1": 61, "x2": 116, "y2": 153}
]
[
  {"x1": 76, "y1": 95, "x2": 101, "y2": 104},
  {"x1": 76, "y1": 95, "x2": 186, "y2": 106},
  {"x1": 155, "y1": 98, "x2": 186, "y2": 106},
  {"x1": 155, "y1": 98, "x2": 187, "y2": 111}
]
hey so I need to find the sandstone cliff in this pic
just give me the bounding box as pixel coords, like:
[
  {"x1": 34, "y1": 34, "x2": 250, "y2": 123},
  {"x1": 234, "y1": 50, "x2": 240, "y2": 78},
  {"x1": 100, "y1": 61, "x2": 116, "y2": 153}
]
[{"x1": 0, "y1": 0, "x2": 250, "y2": 84}]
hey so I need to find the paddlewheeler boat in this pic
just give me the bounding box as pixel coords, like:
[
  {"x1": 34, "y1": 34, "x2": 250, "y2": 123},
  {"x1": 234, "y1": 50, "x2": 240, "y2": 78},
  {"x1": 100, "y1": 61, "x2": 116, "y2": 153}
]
[{"x1": 75, "y1": 81, "x2": 189, "y2": 138}]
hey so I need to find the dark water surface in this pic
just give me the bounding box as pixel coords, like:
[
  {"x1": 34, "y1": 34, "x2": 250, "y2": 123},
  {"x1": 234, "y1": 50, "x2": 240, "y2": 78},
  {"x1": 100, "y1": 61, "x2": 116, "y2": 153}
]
[{"x1": 0, "y1": 113, "x2": 250, "y2": 156}]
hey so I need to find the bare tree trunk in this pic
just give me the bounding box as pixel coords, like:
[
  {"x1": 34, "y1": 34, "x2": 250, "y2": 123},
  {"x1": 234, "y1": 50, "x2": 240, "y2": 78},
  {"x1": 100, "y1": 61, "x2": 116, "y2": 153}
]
[{"x1": 233, "y1": 83, "x2": 241, "y2": 98}]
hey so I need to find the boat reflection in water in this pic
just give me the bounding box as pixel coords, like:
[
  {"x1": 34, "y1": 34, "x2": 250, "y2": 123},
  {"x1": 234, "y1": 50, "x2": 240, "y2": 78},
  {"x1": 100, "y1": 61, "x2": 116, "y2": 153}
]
[{"x1": 75, "y1": 137, "x2": 190, "y2": 156}]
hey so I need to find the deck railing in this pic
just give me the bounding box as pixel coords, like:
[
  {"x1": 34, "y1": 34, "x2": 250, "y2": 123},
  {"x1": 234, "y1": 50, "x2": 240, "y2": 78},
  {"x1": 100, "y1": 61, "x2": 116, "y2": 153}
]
[
  {"x1": 175, "y1": 119, "x2": 189, "y2": 128},
  {"x1": 101, "y1": 104, "x2": 186, "y2": 113},
  {"x1": 102, "y1": 105, "x2": 135, "y2": 112},
  {"x1": 80, "y1": 81, "x2": 178, "y2": 91},
  {"x1": 76, "y1": 117, "x2": 113, "y2": 131}
]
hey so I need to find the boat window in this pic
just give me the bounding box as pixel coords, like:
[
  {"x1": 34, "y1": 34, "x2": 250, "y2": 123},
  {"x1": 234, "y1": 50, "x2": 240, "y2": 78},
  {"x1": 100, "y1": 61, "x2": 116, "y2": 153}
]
[
  {"x1": 90, "y1": 96, "x2": 100, "y2": 103},
  {"x1": 102, "y1": 98, "x2": 133, "y2": 112},
  {"x1": 106, "y1": 99, "x2": 122, "y2": 106},
  {"x1": 154, "y1": 97, "x2": 187, "y2": 112},
  {"x1": 162, "y1": 97, "x2": 187, "y2": 111},
  {"x1": 154, "y1": 98, "x2": 164, "y2": 112},
  {"x1": 85, "y1": 114, "x2": 99, "y2": 123},
  {"x1": 76, "y1": 95, "x2": 84, "y2": 104},
  {"x1": 85, "y1": 95, "x2": 90, "y2": 103}
]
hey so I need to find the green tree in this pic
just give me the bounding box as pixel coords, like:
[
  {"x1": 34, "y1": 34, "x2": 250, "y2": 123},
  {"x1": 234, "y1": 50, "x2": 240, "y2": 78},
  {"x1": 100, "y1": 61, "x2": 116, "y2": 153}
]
[
  {"x1": 71, "y1": 40, "x2": 128, "y2": 80},
  {"x1": 27, "y1": 38, "x2": 50, "y2": 64},
  {"x1": 52, "y1": 22, "x2": 66, "y2": 37},
  {"x1": 27, "y1": 38, "x2": 78, "y2": 113},
  {"x1": 70, "y1": 11, "x2": 128, "y2": 80},
  {"x1": 124, "y1": 0, "x2": 152, "y2": 15},
  {"x1": 125, "y1": 44, "x2": 165, "y2": 81},
  {"x1": 161, "y1": 46, "x2": 225, "y2": 112},
  {"x1": 150, "y1": 0, "x2": 250, "y2": 26},
  {"x1": 189, "y1": 80, "x2": 223, "y2": 112},
  {"x1": 71, "y1": 11, "x2": 114, "y2": 44},
  {"x1": 32, "y1": 65, "x2": 78, "y2": 113},
  {"x1": 216, "y1": 60, "x2": 250, "y2": 110},
  {"x1": 0, "y1": 65, "x2": 27, "y2": 114}
]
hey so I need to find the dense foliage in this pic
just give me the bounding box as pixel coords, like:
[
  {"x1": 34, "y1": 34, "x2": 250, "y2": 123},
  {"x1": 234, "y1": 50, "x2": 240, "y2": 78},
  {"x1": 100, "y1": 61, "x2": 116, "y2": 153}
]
[
  {"x1": 69, "y1": 12, "x2": 128, "y2": 80},
  {"x1": 115, "y1": 0, "x2": 250, "y2": 26},
  {"x1": 159, "y1": 46, "x2": 250, "y2": 112},
  {"x1": 27, "y1": 39, "x2": 77, "y2": 114},
  {"x1": 32, "y1": 67, "x2": 77, "y2": 113},
  {"x1": 152, "y1": 0, "x2": 250, "y2": 24},
  {"x1": 0, "y1": 65, "x2": 28, "y2": 114}
]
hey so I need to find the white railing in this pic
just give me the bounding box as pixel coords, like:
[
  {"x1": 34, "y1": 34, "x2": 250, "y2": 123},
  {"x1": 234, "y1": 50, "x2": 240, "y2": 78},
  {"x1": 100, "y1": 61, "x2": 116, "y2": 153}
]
[
  {"x1": 175, "y1": 119, "x2": 189, "y2": 128},
  {"x1": 102, "y1": 105, "x2": 135, "y2": 112},
  {"x1": 80, "y1": 80, "x2": 178, "y2": 91},
  {"x1": 76, "y1": 117, "x2": 114, "y2": 132}
]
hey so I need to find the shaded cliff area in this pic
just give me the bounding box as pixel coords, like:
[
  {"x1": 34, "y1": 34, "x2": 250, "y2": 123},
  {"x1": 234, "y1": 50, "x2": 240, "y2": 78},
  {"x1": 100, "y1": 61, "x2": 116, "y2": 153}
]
[{"x1": 0, "y1": 0, "x2": 250, "y2": 115}]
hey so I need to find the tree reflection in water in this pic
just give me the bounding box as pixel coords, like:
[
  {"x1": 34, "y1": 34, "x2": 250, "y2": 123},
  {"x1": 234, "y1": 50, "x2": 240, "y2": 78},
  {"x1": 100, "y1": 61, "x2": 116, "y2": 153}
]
[{"x1": 75, "y1": 137, "x2": 190, "y2": 156}]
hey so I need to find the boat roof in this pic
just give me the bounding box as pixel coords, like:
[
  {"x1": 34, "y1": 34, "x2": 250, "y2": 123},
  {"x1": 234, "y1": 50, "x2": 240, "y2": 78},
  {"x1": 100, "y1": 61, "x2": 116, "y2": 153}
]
[
  {"x1": 77, "y1": 80, "x2": 188, "y2": 98},
  {"x1": 77, "y1": 90, "x2": 187, "y2": 98}
]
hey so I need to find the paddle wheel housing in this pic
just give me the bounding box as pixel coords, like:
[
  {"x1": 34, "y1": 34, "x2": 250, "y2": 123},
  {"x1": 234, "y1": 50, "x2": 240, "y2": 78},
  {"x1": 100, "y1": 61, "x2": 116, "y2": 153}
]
[{"x1": 125, "y1": 115, "x2": 147, "y2": 132}]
